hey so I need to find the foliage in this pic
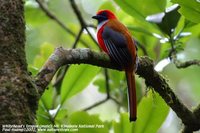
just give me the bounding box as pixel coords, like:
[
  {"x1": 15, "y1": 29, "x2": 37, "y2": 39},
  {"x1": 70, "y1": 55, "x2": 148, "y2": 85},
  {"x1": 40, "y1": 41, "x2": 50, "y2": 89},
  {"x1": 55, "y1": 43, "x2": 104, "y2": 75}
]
[
  {"x1": 114, "y1": 92, "x2": 169, "y2": 133},
  {"x1": 25, "y1": 0, "x2": 200, "y2": 132},
  {"x1": 172, "y1": 0, "x2": 200, "y2": 23},
  {"x1": 61, "y1": 65, "x2": 100, "y2": 104}
]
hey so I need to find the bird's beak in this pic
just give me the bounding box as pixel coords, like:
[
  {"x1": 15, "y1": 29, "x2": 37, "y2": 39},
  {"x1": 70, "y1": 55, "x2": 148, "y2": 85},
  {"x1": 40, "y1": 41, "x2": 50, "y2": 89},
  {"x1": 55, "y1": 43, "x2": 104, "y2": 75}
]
[
  {"x1": 92, "y1": 15, "x2": 99, "y2": 20},
  {"x1": 92, "y1": 15, "x2": 107, "y2": 20}
]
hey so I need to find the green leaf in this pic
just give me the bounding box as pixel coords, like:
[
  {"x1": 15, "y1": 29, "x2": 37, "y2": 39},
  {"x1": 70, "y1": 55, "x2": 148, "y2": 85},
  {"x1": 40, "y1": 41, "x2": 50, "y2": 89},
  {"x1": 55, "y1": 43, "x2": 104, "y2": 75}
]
[
  {"x1": 113, "y1": 92, "x2": 169, "y2": 133},
  {"x1": 55, "y1": 109, "x2": 68, "y2": 120},
  {"x1": 132, "y1": 91, "x2": 169, "y2": 133},
  {"x1": 172, "y1": 0, "x2": 200, "y2": 11},
  {"x1": 114, "y1": 0, "x2": 145, "y2": 22},
  {"x1": 69, "y1": 111, "x2": 109, "y2": 133},
  {"x1": 55, "y1": 108, "x2": 68, "y2": 124},
  {"x1": 40, "y1": 84, "x2": 54, "y2": 110},
  {"x1": 172, "y1": 0, "x2": 200, "y2": 23},
  {"x1": 114, "y1": 0, "x2": 166, "y2": 21},
  {"x1": 113, "y1": 113, "x2": 133, "y2": 133},
  {"x1": 61, "y1": 65, "x2": 100, "y2": 104},
  {"x1": 36, "y1": 103, "x2": 51, "y2": 125},
  {"x1": 93, "y1": 74, "x2": 106, "y2": 93},
  {"x1": 178, "y1": 6, "x2": 200, "y2": 23}
]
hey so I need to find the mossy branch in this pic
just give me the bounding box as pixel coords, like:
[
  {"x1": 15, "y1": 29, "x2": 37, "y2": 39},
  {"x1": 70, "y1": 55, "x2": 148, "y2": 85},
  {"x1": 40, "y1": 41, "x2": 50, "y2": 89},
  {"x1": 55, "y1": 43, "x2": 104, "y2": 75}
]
[
  {"x1": 35, "y1": 47, "x2": 200, "y2": 132},
  {"x1": 174, "y1": 58, "x2": 200, "y2": 68}
]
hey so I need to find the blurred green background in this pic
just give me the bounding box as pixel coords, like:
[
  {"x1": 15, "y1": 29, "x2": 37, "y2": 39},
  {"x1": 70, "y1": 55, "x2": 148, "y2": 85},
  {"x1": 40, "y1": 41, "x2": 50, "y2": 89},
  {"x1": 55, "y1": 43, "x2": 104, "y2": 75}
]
[{"x1": 25, "y1": 0, "x2": 200, "y2": 132}]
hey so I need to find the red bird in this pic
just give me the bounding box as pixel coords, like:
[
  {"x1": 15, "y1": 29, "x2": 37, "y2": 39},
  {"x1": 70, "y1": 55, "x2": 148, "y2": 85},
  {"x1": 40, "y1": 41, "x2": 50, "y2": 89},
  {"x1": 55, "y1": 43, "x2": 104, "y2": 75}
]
[{"x1": 92, "y1": 10, "x2": 138, "y2": 121}]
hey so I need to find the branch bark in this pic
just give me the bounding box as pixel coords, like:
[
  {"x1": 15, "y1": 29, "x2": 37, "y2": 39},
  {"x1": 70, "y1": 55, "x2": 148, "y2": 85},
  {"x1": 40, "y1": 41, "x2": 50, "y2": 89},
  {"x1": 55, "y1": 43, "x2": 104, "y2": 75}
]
[
  {"x1": 35, "y1": 47, "x2": 200, "y2": 131},
  {"x1": 35, "y1": 47, "x2": 119, "y2": 92}
]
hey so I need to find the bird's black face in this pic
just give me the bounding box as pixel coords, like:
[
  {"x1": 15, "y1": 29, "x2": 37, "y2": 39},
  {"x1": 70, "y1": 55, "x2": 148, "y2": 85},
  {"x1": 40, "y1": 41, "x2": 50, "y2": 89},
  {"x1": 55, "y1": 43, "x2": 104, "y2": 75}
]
[{"x1": 92, "y1": 11, "x2": 108, "y2": 24}]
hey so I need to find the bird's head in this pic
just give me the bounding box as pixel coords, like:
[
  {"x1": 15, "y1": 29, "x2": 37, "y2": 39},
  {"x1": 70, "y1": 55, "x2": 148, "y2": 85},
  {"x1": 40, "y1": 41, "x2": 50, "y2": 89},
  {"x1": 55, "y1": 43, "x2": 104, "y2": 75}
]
[{"x1": 92, "y1": 10, "x2": 117, "y2": 24}]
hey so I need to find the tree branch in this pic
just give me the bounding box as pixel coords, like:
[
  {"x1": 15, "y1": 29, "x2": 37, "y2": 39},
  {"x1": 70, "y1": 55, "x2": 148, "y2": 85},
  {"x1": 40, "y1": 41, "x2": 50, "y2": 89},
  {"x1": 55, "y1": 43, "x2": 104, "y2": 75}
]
[
  {"x1": 136, "y1": 57, "x2": 200, "y2": 131},
  {"x1": 69, "y1": 0, "x2": 98, "y2": 46},
  {"x1": 83, "y1": 98, "x2": 108, "y2": 111},
  {"x1": 72, "y1": 28, "x2": 83, "y2": 48},
  {"x1": 35, "y1": 47, "x2": 200, "y2": 131},
  {"x1": 53, "y1": 65, "x2": 69, "y2": 91},
  {"x1": 35, "y1": 0, "x2": 89, "y2": 48},
  {"x1": 174, "y1": 59, "x2": 200, "y2": 68},
  {"x1": 104, "y1": 69, "x2": 110, "y2": 98},
  {"x1": 35, "y1": 48, "x2": 119, "y2": 91}
]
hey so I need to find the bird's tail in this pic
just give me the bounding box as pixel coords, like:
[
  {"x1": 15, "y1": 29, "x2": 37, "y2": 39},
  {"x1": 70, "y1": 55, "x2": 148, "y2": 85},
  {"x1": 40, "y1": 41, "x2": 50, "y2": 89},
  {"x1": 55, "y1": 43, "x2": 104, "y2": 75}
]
[{"x1": 126, "y1": 71, "x2": 137, "y2": 121}]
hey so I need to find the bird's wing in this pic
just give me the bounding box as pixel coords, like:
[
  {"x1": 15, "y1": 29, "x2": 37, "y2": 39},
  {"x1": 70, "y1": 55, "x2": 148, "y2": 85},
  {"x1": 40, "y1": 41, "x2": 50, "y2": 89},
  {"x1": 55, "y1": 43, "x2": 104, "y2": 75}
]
[
  {"x1": 102, "y1": 26, "x2": 128, "y2": 48},
  {"x1": 102, "y1": 26, "x2": 133, "y2": 67}
]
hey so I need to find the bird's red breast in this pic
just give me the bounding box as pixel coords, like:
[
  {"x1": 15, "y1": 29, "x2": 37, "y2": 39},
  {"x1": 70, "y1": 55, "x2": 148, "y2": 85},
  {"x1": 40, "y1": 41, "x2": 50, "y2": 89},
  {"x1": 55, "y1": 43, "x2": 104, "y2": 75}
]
[{"x1": 97, "y1": 22, "x2": 108, "y2": 53}]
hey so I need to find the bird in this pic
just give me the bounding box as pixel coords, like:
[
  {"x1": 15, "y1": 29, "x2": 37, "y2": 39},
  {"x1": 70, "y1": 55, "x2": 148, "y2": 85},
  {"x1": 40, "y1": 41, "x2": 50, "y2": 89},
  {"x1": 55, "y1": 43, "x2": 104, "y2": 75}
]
[{"x1": 92, "y1": 10, "x2": 138, "y2": 121}]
